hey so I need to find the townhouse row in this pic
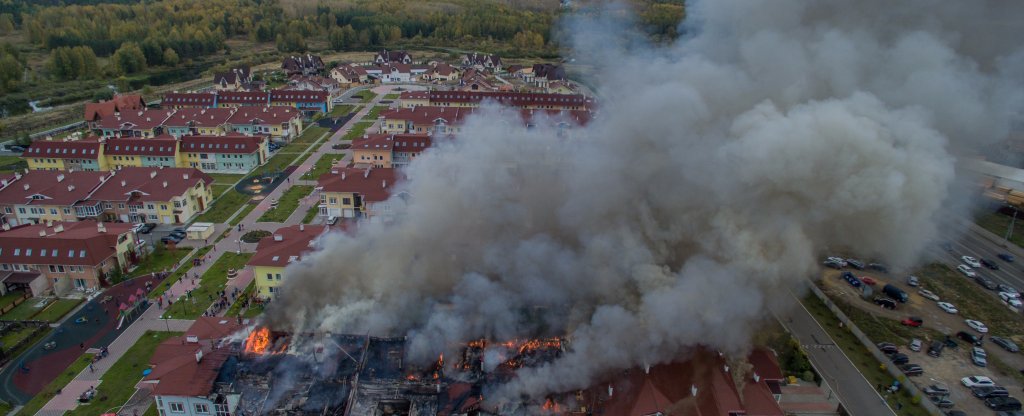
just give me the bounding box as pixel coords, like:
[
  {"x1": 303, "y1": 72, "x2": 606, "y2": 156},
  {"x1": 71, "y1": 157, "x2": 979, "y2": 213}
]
[
  {"x1": 87, "y1": 106, "x2": 303, "y2": 141},
  {"x1": 160, "y1": 89, "x2": 333, "y2": 114},
  {"x1": 24, "y1": 134, "x2": 269, "y2": 174},
  {"x1": 377, "y1": 106, "x2": 592, "y2": 136}
]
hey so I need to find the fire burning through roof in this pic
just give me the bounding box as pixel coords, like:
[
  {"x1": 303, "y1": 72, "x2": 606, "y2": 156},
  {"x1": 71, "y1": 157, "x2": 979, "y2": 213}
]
[{"x1": 244, "y1": 327, "x2": 270, "y2": 354}]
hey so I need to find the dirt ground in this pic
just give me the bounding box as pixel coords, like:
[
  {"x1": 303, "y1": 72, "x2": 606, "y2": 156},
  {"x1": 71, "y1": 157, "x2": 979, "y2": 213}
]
[{"x1": 819, "y1": 267, "x2": 1023, "y2": 415}]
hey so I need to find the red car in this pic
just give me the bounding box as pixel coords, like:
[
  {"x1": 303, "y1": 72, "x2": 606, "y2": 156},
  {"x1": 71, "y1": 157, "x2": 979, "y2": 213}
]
[
  {"x1": 902, "y1": 317, "x2": 923, "y2": 327},
  {"x1": 861, "y1": 277, "x2": 878, "y2": 286}
]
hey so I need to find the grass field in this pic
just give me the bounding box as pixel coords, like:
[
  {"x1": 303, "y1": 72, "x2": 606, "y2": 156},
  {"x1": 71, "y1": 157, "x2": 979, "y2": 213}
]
[
  {"x1": 330, "y1": 104, "x2": 357, "y2": 117},
  {"x1": 355, "y1": 90, "x2": 377, "y2": 103},
  {"x1": 225, "y1": 281, "x2": 255, "y2": 317},
  {"x1": 362, "y1": 105, "x2": 388, "y2": 121},
  {"x1": 0, "y1": 325, "x2": 42, "y2": 351},
  {"x1": 914, "y1": 263, "x2": 1024, "y2": 338},
  {"x1": 147, "y1": 246, "x2": 211, "y2": 300},
  {"x1": 290, "y1": 126, "x2": 329, "y2": 146},
  {"x1": 0, "y1": 293, "x2": 25, "y2": 311},
  {"x1": 301, "y1": 153, "x2": 345, "y2": 180},
  {"x1": 343, "y1": 122, "x2": 375, "y2": 141},
  {"x1": 64, "y1": 331, "x2": 180, "y2": 416},
  {"x1": 128, "y1": 246, "x2": 192, "y2": 279},
  {"x1": 1, "y1": 298, "x2": 52, "y2": 321},
  {"x1": 208, "y1": 173, "x2": 246, "y2": 185},
  {"x1": 34, "y1": 299, "x2": 83, "y2": 322},
  {"x1": 0, "y1": 155, "x2": 26, "y2": 173},
  {"x1": 212, "y1": 184, "x2": 233, "y2": 198},
  {"x1": 383, "y1": 93, "x2": 400, "y2": 100},
  {"x1": 301, "y1": 204, "x2": 321, "y2": 224},
  {"x1": 228, "y1": 203, "x2": 258, "y2": 227},
  {"x1": 976, "y1": 211, "x2": 1024, "y2": 249},
  {"x1": 194, "y1": 189, "x2": 251, "y2": 224},
  {"x1": 162, "y1": 253, "x2": 253, "y2": 320},
  {"x1": 15, "y1": 353, "x2": 93, "y2": 416},
  {"x1": 257, "y1": 185, "x2": 314, "y2": 223}
]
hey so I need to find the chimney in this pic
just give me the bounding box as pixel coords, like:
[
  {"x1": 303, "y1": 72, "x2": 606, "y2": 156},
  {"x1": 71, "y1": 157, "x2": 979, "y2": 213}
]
[
  {"x1": 162, "y1": 181, "x2": 168, "y2": 188},
  {"x1": 691, "y1": 385, "x2": 698, "y2": 397},
  {"x1": 607, "y1": 385, "x2": 613, "y2": 398},
  {"x1": 121, "y1": 180, "x2": 127, "y2": 187},
  {"x1": 38, "y1": 229, "x2": 47, "y2": 237},
  {"x1": 341, "y1": 171, "x2": 346, "y2": 180},
  {"x1": 23, "y1": 184, "x2": 29, "y2": 191},
  {"x1": 67, "y1": 185, "x2": 75, "y2": 192},
  {"x1": 273, "y1": 234, "x2": 283, "y2": 241},
  {"x1": 97, "y1": 223, "x2": 106, "y2": 233},
  {"x1": 150, "y1": 171, "x2": 157, "y2": 179},
  {"x1": 2, "y1": 224, "x2": 9, "y2": 231},
  {"x1": 382, "y1": 180, "x2": 386, "y2": 188},
  {"x1": 299, "y1": 224, "x2": 304, "y2": 231},
  {"x1": 183, "y1": 174, "x2": 189, "y2": 180},
  {"x1": 753, "y1": 373, "x2": 760, "y2": 383},
  {"x1": 56, "y1": 174, "x2": 65, "y2": 182},
  {"x1": 644, "y1": 363, "x2": 650, "y2": 374},
  {"x1": 54, "y1": 224, "x2": 63, "y2": 233},
  {"x1": 0, "y1": 179, "x2": 6, "y2": 187}
]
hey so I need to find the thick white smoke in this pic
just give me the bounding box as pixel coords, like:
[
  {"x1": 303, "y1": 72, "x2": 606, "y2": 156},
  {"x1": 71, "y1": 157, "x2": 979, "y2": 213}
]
[{"x1": 267, "y1": 0, "x2": 1024, "y2": 402}]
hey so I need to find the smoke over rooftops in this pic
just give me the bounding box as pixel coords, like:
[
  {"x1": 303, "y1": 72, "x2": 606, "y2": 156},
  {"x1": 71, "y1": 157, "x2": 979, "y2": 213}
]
[{"x1": 264, "y1": 0, "x2": 1024, "y2": 405}]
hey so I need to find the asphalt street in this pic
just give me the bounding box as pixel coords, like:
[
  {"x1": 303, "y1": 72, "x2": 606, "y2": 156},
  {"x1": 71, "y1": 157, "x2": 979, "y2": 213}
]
[
  {"x1": 935, "y1": 217, "x2": 1024, "y2": 294},
  {"x1": 776, "y1": 292, "x2": 897, "y2": 416}
]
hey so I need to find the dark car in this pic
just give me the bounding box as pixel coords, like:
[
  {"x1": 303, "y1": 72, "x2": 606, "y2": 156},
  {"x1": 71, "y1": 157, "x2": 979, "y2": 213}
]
[
  {"x1": 160, "y1": 234, "x2": 184, "y2": 244},
  {"x1": 981, "y1": 258, "x2": 1000, "y2": 270},
  {"x1": 901, "y1": 317, "x2": 923, "y2": 327},
  {"x1": 986, "y1": 396, "x2": 1022, "y2": 411},
  {"x1": 169, "y1": 230, "x2": 187, "y2": 239},
  {"x1": 957, "y1": 331, "x2": 983, "y2": 346},
  {"x1": 868, "y1": 262, "x2": 889, "y2": 273},
  {"x1": 930, "y1": 396, "x2": 955, "y2": 408},
  {"x1": 877, "y1": 342, "x2": 899, "y2": 354},
  {"x1": 928, "y1": 341, "x2": 945, "y2": 357},
  {"x1": 900, "y1": 363, "x2": 923, "y2": 376},
  {"x1": 874, "y1": 297, "x2": 897, "y2": 309},
  {"x1": 924, "y1": 384, "x2": 950, "y2": 396},
  {"x1": 889, "y1": 353, "x2": 909, "y2": 365},
  {"x1": 992, "y1": 336, "x2": 1020, "y2": 353},
  {"x1": 7, "y1": 145, "x2": 26, "y2": 153},
  {"x1": 944, "y1": 336, "x2": 959, "y2": 349},
  {"x1": 138, "y1": 223, "x2": 157, "y2": 234},
  {"x1": 999, "y1": 253, "x2": 1016, "y2": 262},
  {"x1": 841, "y1": 271, "x2": 862, "y2": 288},
  {"x1": 973, "y1": 386, "x2": 1010, "y2": 399},
  {"x1": 846, "y1": 259, "x2": 865, "y2": 270},
  {"x1": 975, "y1": 275, "x2": 999, "y2": 290}
]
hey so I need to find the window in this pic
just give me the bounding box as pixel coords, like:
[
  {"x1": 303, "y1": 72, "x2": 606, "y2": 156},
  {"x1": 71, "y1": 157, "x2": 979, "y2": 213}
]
[
  {"x1": 40, "y1": 249, "x2": 47, "y2": 256},
  {"x1": 329, "y1": 197, "x2": 338, "y2": 204},
  {"x1": 63, "y1": 208, "x2": 70, "y2": 215},
  {"x1": 68, "y1": 249, "x2": 74, "y2": 257},
  {"x1": 276, "y1": 273, "x2": 282, "y2": 280},
  {"x1": 3, "y1": 207, "x2": 9, "y2": 214},
  {"x1": 50, "y1": 208, "x2": 57, "y2": 215},
  {"x1": 17, "y1": 208, "x2": 25, "y2": 214},
  {"x1": 147, "y1": 204, "x2": 154, "y2": 210},
  {"x1": 342, "y1": 197, "x2": 351, "y2": 205},
  {"x1": 194, "y1": 404, "x2": 210, "y2": 414},
  {"x1": 0, "y1": 264, "x2": 6, "y2": 271},
  {"x1": 80, "y1": 250, "x2": 86, "y2": 258},
  {"x1": 118, "y1": 203, "x2": 125, "y2": 209},
  {"x1": 25, "y1": 249, "x2": 31, "y2": 256},
  {"x1": 12, "y1": 249, "x2": 19, "y2": 256},
  {"x1": 267, "y1": 273, "x2": 273, "y2": 281},
  {"x1": 268, "y1": 287, "x2": 275, "y2": 293},
  {"x1": 168, "y1": 402, "x2": 185, "y2": 413},
  {"x1": 161, "y1": 205, "x2": 167, "y2": 210}
]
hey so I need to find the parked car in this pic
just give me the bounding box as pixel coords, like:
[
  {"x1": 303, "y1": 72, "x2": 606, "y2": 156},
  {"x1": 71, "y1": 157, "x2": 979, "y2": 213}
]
[
  {"x1": 910, "y1": 338, "x2": 922, "y2": 352},
  {"x1": 137, "y1": 223, "x2": 157, "y2": 234},
  {"x1": 824, "y1": 259, "x2": 843, "y2": 269},
  {"x1": 906, "y1": 275, "x2": 919, "y2": 286},
  {"x1": 958, "y1": 264, "x2": 977, "y2": 277},
  {"x1": 874, "y1": 297, "x2": 896, "y2": 310},
  {"x1": 7, "y1": 145, "x2": 26, "y2": 153},
  {"x1": 962, "y1": 256, "x2": 982, "y2": 268},
  {"x1": 900, "y1": 363, "x2": 923, "y2": 376},
  {"x1": 966, "y1": 319, "x2": 989, "y2": 333},
  {"x1": 944, "y1": 336, "x2": 959, "y2": 349},
  {"x1": 973, "y1": 386, "x2": 1010, "y2": 399},
  {"x1": 928, "y1": 341, "x2": 945, "y2": 357},
  {"x1": 937, "y1": 302, "x2": 958, "y2": 314},
  {"x1": 982, "y1": 258, "x2": 1000, "y2": 270},
  {"x1": 924, "y1": 383, "x2": 950, "y2": 396},
  {"x1": 1001, "y1": 293, "x2": 1023, "y2": 311},
  {"x1": 902, "y1": 317, "x2": 923, "y2": 327},
  {"x1": 826, "y1": 257, "x2": 847, "y2": 267},
  {"x1": 972, "y1": 346, "x2": 988, "y2": 367},
  {"x1": 962, "y1": 375, "x2": 995, "y2": 388},
  {"x1": 877, "y1": 342, "x2": 899, "y2": 354},
  {"x1": 998, "y1": 284, "x2": 1021, "y2": 296},
  {"x1": 918, "y1": 289, "x2": 940, "y2": 301},
  {"x1": 868, "y1": 263, "x2": 889, "y2": 273},
  {"x1": 160, "y1": 234, "x2": 184, "y2": 244},
  {"x1": 992, "y1": 336, "x2": 1020, "y2": 353},
  {"x1": 986, "y1": 396, "x2": 1022, "y2": 411},
  {"x1": 976, "y1": 276, "x2": 999, "y2": 290},
  {"x1": 890, "y1": 353, "x2": 909, "y2": 365},
  {"x1": 326, "y1": 216, "x2": 339, "y2": 226},
  {"x1": 998, "y1": 253, "x2": 1016, "y2": 262},
  {"x1": 861, "y1": 276, "x2": 878, "y2": 286},
  {"x1": 841, "y1": 271, "x2": 862, "y2": 288},
  {"x1": 930, "y1": 396, "x2": 955, "y2": 408},
  {"x1": 846, "y1": 259, "x2": 865, "y2": 270},
  {"x1": 883, "y1": 284, "x2": 908, "y2": 302},
  {"x1": 958, "y1": 331, "x2": 983, "y2": 346}
]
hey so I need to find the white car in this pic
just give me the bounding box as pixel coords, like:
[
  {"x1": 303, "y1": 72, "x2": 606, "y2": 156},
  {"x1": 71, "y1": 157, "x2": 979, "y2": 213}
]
[
  {"x1": 957, "y1": 264, "x2": 977, "y2": 278},
  {"x1": 826, "y1": 256, "x2": 847, "y2": 267},
  {"x1": 917, "y1": 289, "x2": 940, "y2": 301},
  {"x1": 1000, "y1": 293, "x2": 1023, "y2": 311},
  {"x1": 961, "y1": 375, "x2": 995, "y2": 388},
  {"x1": 965, "y1": 319, "x2": 988, "y2": 333},
  {"x1": 937, "y1": 302, "x2": 958, "y2": 314},
  {"x1": 962, "y1": 256, "x2": 981, "y2": 268}
]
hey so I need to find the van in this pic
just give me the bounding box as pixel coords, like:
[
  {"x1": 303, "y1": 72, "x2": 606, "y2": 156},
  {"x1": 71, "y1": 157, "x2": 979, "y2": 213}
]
[{"x1": 883, "y1": 284, "x2": 908, "y2": 303}]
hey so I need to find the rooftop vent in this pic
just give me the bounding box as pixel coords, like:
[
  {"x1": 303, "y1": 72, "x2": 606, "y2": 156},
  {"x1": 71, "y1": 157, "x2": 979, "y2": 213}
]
[
  {"x1": 121, "y1": 180, "x2": 127, "y2": 187},
  {"x1": 54, "y1": 224, "x2": 64, "y2": 233},
  {"x1": 273, "y1": 234, "x2": 283, "y2": 241},
  {"x1": 162, "y1": 181, "x2": 168, "y2": 188},
  {"x1": 67, "y1": 185, "x2": 75, "y2": 192},
  {"x1": 38, "y1": 229, "x2": 47, "y2": 237},
  {"x1": 97, "y1": 223, "x2": 106, "y2": 233},
  {"x1": 56, "y1": 174, "x2": 65, "y2": 182},
  {"x1": 183, "y1": 174, "x2": 189, "y2": 180},
  {"x1": 23, "y1": 184, "x2": 29, "y2": 190},
  {"x1": 150, "y1": 171, "x2": 157, "y2": 179},
  {"x1": 299, "y1": 224, "x2": 304, "y2": 231}
]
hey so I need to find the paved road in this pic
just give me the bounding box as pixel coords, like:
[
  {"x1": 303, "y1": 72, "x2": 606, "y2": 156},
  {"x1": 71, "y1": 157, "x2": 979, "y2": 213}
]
[
  {"x1": 776, "y1": 292, "x2": 897, "y2": 416},
  {"x1": 935, "y1": 216, "x2": 1024, "y2": 292}
]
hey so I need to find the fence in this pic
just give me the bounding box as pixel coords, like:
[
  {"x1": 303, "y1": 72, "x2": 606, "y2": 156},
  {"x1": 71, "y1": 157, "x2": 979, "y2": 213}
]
[
  {"x1": 0, "y1": 320, "x2": 50, "y2": 367},
  {"x1": 808, "y1": 284, "x2": 942, "y2": 415},
  {"x1": 0, "y1": 292, "x2": 31, "y2": 314}
]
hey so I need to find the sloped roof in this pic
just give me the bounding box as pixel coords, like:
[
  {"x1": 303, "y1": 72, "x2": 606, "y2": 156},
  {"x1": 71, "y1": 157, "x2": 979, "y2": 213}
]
[
  {"x1": 318, "y1": 167, "x2": 397, "y2": 203},
  {"x1": 84, "y1": 94, "x2": 145, "y2": 122},
  {"x1": 227, "y1": 106, "x2": 300, "y2": 126},
  {"x1": 0, "y1": 220, "x2": 133, "y2": 267},
  {"x1": 161, "y1": 93, "x2": 216, "y2": 108},
  {"x1": 351, "y1": 134, "x2": 394, "y2": 152},
  {"x1": 0, "y1": 170, "x2": 107, "y2": 206},
  {"x1": 380, "y1": 106, "x2": 475, "y2": 126},
  {"x1": 145, "y1": 317, "x2": 244, "y2": 397},
  {"x1": 216, "y1": 91, "x2": 269, "y2": 105},
  {"x1": 180, "y1": 134, "x2": 265, "y2": 154},
  {"x1": 269, "y1": 89, "x2": 329, "y2": 104},
  {"x1": 104, "y1": 137, "x2": 178, "y2": 156},
  {"x1": 24, "y1": 140, "x2": 103, "y2": 160},
  {"x1": 163, "y1": 107, "x2": 236, "y2": 128},
  {"x1": 96, "y1": 108, "x2": 175, "y2": 131},
  {"x1": 428, "y1": 91, "x2": 591, "y2": 108},
  {"x1": 86, "y1": 167, "x2": 212, "y2": 204},
  {"x1": 247, "y1": 224, "x2": 327, "y2": 268}
]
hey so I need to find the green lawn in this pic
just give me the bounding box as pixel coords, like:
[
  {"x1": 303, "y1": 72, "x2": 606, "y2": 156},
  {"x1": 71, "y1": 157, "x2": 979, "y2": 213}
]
[
  {"x1": 383, "y1": 93, "x2": 400, "y2": 100},
  {"x1": 64, "y1": 331, "x2": 180, "y2": 416},
  {"x1": 243, "y1": 303, "x2": 264, "y2": 318},
  {"x1": 34, "y1": 299, "x2": 83, "y2": 322},
  {"x1": 0, "y1": 155, "x2": 25, "y2": 173},
  {"x1": 976, "y1": 211, "x2": 1024, "y2": 249},
  {"x1": 301, "y1": 153, "x2": 345, "y2": 180},
  {"x1": 257, "y1": 185, "x2": 313, "y2": 223},
  {"x1": 329, "y1": 104, "x2": 357, "y2": 117},
  {"x1": 162, "y1": 253, "x2": 253, "y2": 320},
  {"x1": 913, "y1": 263, "x2": 1024, "y2": 337},
  {"x1": 355, "y1": 90, "x2": 377, "y2": 103},
  {"x1": 362, "y1": 105, "x2": 388, "y2": 121},
  {"x1": 0, "y1": 325, "x2": 42, "y2": 351},
  {"x1": 15, "y1": 353, "x2": 93, "y2": 416},
  {"x1": 212, "y1": 184, "x2": 233, "y2": 198},
  {"x1": 801, "y1": 294, "x2": 930, "y2": 416},
  {"x1": 228, "y1": 203, "x2": 258, "y2": 226},
  {"x1": 342, "y1": 122, "x2": 375, "y2": 141},
  {"x1": 128, "y1": 246, "x2": 192, "y2": 279},
  {"x1": 291, "y1": 126, "x2": 329, "y2": 146},
  {"x1": 301, "y1": 204, "x2": 321, "y2": 224},
  {"x1": 225, "y1": 281, "x2": 254, "y2": 317},
  {"x1": 1, "y1": 298, "x2": 52, "y2": 321},
  {"x1": 207, "y1": 173, "x2": 246, "y2": 186},
  {"x1": 194, "y1": 189, "x2": 251, "y2": 224},
  {"x1": 142, "y1": 404, "x2": 158, "y2": 416},
  {"x1": 147, "y1": 246, "x2": 211, "y2": 300},
  {"x1": 0, "y1": 292, "x2": 25, "y2": 311}
]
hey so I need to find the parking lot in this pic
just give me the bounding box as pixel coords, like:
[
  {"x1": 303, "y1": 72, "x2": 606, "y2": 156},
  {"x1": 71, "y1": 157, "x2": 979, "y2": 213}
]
[{"x1": 818, "y1": 263, "x2": 1023, "y2": 415}]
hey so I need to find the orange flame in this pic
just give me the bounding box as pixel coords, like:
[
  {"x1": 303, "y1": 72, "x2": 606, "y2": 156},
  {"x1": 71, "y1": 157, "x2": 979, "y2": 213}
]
[
  {"x1": 542, "y1": 398, "x2": 560, "y2": 412},
  {"x1": 244, "y1": 327, "x2": 271, "y2": 354}
]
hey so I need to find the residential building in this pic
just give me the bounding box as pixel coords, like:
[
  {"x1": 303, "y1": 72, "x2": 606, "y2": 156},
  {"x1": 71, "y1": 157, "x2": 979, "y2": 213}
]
[
  {"x1": 226, "y1": 106, "x2": 303, "y2": 139},
  {"x1": 79, "y1": 167, "x2": 213, "y2": 224},
  {"x1": 248, "y1": 224, "x2": 328, "y2": 298},
  {"x1": 213, "y1": 67, "x2": 252, "y2": 91},
  {"x1": 83, "y1": 94, "x2": 146, "y2": 129},
  {"x1": 180, "y1": 134, "x2": 268, "y2": 174},
  {"x1": 23, "y1": 139, "x2": 106, "y2": 171},
  {"x1": 461, "y1": 52, "x2": 502, "y2": 72},
  {"x1": 373, "y1": 63, "x2": 414, "y2": 83},
  {"x1": 317, "y1": 167, "x2": 399, "y2": 222},
  {"x1": 422, "y1": 63, "x2": 459, "y2": 82},
  {"x1": 103, "y1": 137, "x2": 179, "y2": 170},
  {"x1": 532, "y1": 63, "x2": 567, "y2": 88},
  {"x1": 163, "y1": 107, "x2": 237, "y2": 137},
  {"x1": 459, "y1": 70, "x2": 501, "y2": 92},
  {"x1": 407, "y1": 91, "x2": 592, "y2": 110},
  {"x1": 161, "y1": 93, "x2": 216, "y2": 109},
  {"x1": 216, "y1": 91, "x2": 270, "y2": 108},
  {"x1": 351, "y1": 133, "x2": 434, "y2": 168},
  {"x1": 146, "y1": 317, "x2": 244, "y2": 416},
  {"x1": 0, "y1": 220, "x2": 138, "y2": 292},
  {"x1": 269, "y1": 90, "x2": 331, "y2": 115},
  {"x1": 329, "y1": 64, "x2": 370, "y2": 86},
  {"x1": 95, "y1": 109, "x2": 175, "y2": 138},
  {"x1": 281, "y1": 54, "x2": 324, "y2": 76},
  {"x1": 373, "y1": 49, "x2": 412, "y2": 65},
  {"x1": 397, "y1": 91, "x2": 430, "y2": 109},
  {"x1": 379, "y1": 107, "x2": 473, "y2": 135},
  {"x1": 285, "y1": 75, "x2": 341, "y2": 98},
  {"x1": 0, "y1": 170, "x2": 108, "y2": 226}
]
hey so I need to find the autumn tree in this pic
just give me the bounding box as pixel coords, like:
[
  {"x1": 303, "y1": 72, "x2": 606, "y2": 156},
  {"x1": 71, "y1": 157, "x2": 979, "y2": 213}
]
[
  {"x1": 163, "y1": 48, "x2": 180, "y2": 66},
  {"x1": 112, "y1": 42, "x2": 147, "y2": 75}
]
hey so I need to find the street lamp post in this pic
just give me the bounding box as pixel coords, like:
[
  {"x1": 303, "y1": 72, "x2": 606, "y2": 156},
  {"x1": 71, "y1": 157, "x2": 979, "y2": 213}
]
[
  {"x1": 235, "y1": 239, "x2": 242, "y2": 254},
  {"x1": 1004, "y1": 207, "x2": 1019, "y2": 246},
  {"x1": 162, "y1": 317, "x2": 170, "y2": 332}
]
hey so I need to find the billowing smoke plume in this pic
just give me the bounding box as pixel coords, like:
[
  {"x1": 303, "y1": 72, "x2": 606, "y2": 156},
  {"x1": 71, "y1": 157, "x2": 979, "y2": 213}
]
[{"x1": 267, "y1": 0, "x2": 1024, "y2": 402}]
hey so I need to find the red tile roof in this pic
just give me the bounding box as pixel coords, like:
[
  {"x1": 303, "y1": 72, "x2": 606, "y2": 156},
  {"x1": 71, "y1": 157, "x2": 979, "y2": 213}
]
[
  {"x1": 247, "y1": 224, "x2": 327, "y2": 267},
  {"x1": 84, "y1": 95, "x2": 146, "y2": 122},
  {"x1": 95, "y1": 109, "x2": 175, "y2": 131},
  {"x1": 103, "y1": 137, "x2": 178, "y2": 156},
  {"x1": 24, "y1": 140, "x2": 102, "y2": 160},
  {"x1": 180, "y1": 134, "x2": 265, "y2": 154},
  {"x1": 161, "y1": 93, "x2": 216, "y2": 108},
  {"x1": 216, "y1": 91, "x2": 269, "y2": 105},
  {"x1": 145, "y1": 317, "x2": 244, "y2": 397},
  {"x1": 399, "y1": 91, "x2": 429, "y2": 101},
  {"x1": 86, "y1": 167, "x2": 212, "y2": 204},
  {"x1": 0, "y1": 220, "x2": 133, "y2": 267},
  {"x1": 318, "y1": 167, "x2": 397, "y2": 203},
  {"x1": 163, "y1": 107, "x2": 237, "y2": 128},
  {"x1": 351, "y1": 134, "x2": 394, "y2": 152},
  {"x1": 227, "y1": 106, "x2": 300, "y2": 126},
  {"x1": 269, "y1": 89, "x2": 329, "y2": 103},
  {"x1": 427, "y1": 91, "x2": 592, "y2": 108},
  {"x1": 517, "y1": 109, "x2": 592, "y2": 126},
  {"x1": 0, "y1": 170, "x2": 107, "y2": 206},
  {"x1": 381, "y1": 107, "x2": 475, "y2": 127},
  {"x1": 391, "y1": 134, "x2": 434, "y2": 153}
]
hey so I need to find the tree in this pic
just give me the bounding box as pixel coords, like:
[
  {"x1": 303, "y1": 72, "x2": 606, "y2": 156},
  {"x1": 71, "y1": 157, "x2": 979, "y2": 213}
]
[
  {"x1": 0, "y1": 54, "x2": 18, "y2": 92},
  {"x1": 163, "y1": 48, "x2": 180, "y2": 66},
  {"x1": 115, "y1": 76, "x2": 131, "y2": 93},
  {"x1": 0, "y1": 14, "x2": 14, "y2": 35},
  {"x1": 112, "y1": 42, "x2": 147, "y2": 75}
]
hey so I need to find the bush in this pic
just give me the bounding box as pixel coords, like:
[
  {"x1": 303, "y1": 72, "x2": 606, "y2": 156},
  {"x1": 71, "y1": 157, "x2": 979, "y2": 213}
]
[
  {"x1": 911, "y1": 395, "x2": 921, "y2": 405},
  {"x1": 241, "y1": 230, "x2": 271, "y2": 243},
  {"x1": 801, "y1": 370, "x2": 815, "y2": 382}
]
